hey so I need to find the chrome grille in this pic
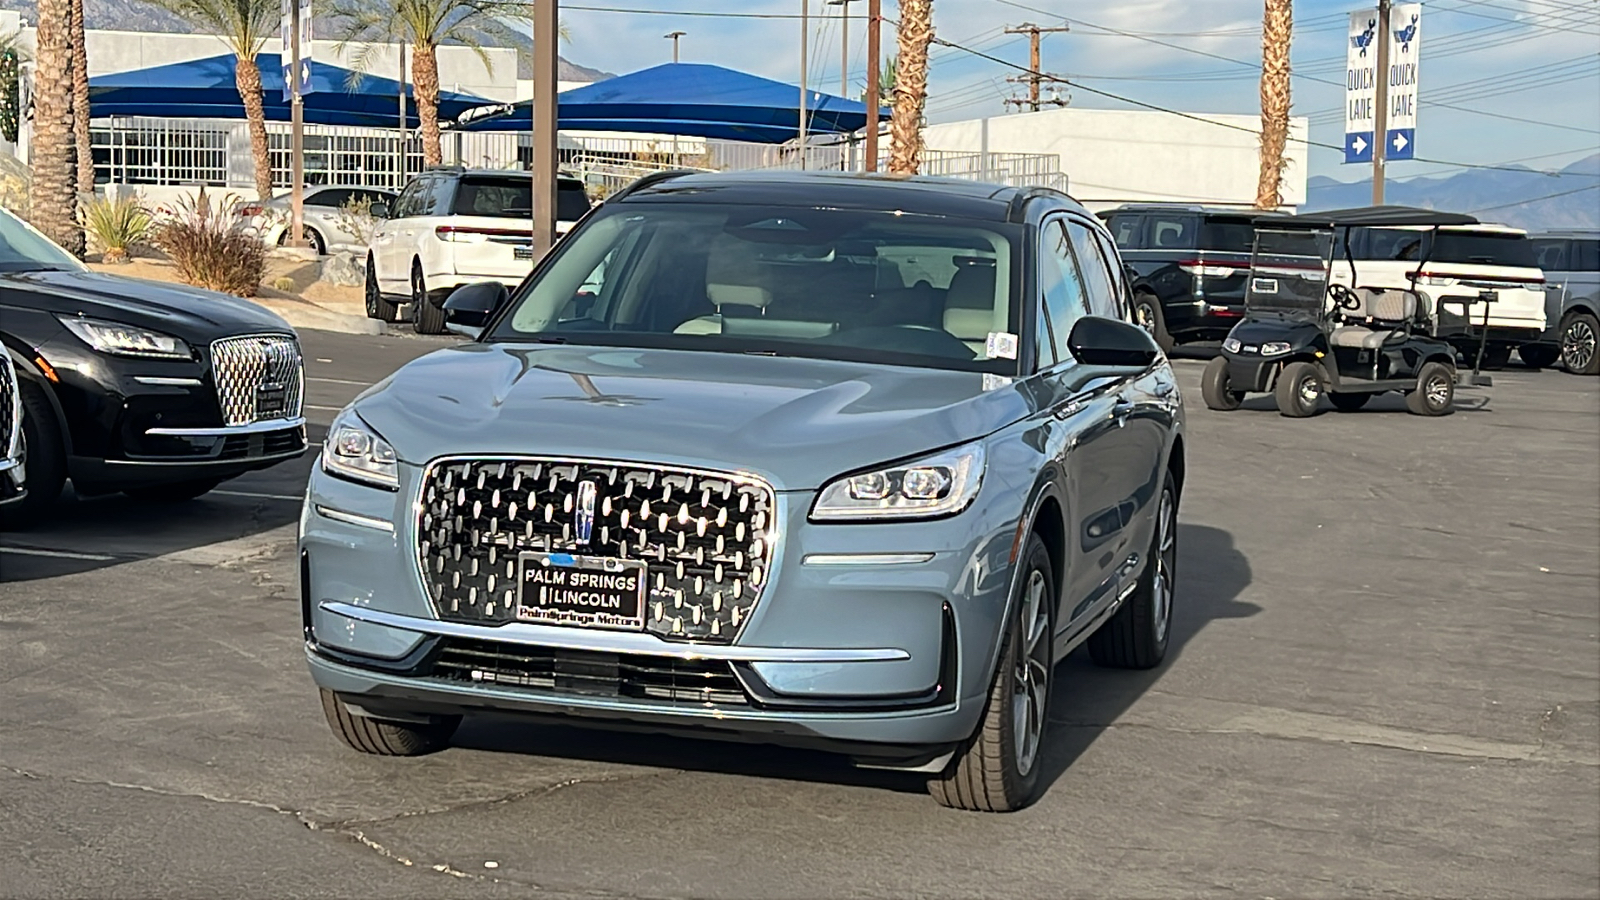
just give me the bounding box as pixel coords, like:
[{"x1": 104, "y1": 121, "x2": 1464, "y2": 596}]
[
  {"x1": 417, "y1": 458, "x2": 778, "y2": 643},
  {"x1": 210, "y1": 335, "x2": 303, "y2": 426},
  {"x1": 0, "y1": 352, "x2": 18, "y2": 462}
]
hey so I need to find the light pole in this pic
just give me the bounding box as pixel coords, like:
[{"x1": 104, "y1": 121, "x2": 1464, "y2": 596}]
[
  {"x1": 531, "y1": 0, "x2": 558, "y2": 257},
  {"x1": 798, "y1": 0, "x2": 808, "y2": 168},
  {"x1": 664, "y1": 30, "x2": 685, "y2": 63},
  {"x1": 827, "y1": 0, "x2": 857, "y2": 99}
]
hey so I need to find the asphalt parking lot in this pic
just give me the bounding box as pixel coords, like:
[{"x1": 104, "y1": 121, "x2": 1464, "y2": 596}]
[{"x1": 2, "y1": 330, "x2": 1596, "y2": 900}]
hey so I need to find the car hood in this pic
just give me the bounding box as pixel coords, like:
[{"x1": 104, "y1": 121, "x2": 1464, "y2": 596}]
[
  {"x1": 355, "y1": 344, "x2": 1032, "y2": 491},
  {"x1": 1, "y1": 269, "x2": 295, "y2": 338}
]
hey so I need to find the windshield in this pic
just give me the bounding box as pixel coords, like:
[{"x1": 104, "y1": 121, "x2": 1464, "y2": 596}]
[
  {"x1": 489, "y1": 203, "x2": 1021, "y2": 374},
  {"x1": 451, "y1": 176, "x2": 593, "y2": 222},
  {"x1": 1431, "y1": 231, "x2": 1537, "y2": 268},
  {"x1": 0, "y1": 207, "x2": 87, "y2": 273},
  {"x1": 1245, "y1": 227, "x2": 1332, "y2": 312}
]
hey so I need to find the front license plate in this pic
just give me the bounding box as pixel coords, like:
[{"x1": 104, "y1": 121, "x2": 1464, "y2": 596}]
[
  {"x1": 255, "y1": 383, "x2": 287, "y2": 418},
  {"x1": 517, "y1": 552, "x2": 647, "y2": 631},
  {"x1": 513, "y1": 246, "x2": 535, "y2": 260}
]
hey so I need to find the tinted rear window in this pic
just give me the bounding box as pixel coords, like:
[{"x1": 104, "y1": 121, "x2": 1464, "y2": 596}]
[
  {"x1": 1147, "y1": 215, "x2": 1196, "y2": 250},
  {"x1": 1103, "y1": 214, "x2": 1141, "y2": 249},
  {"x1": 1530, "y1": 238, "x2": 1568, "y2": 270},
  {"x1": 1431, "y1": 232, "x2": 1537, "y2": 268},
  {"x1": 1202, "y1": 218, "x2": 1255, "y2": 253},
  {"x1": 1576, "y1": 239, "x2": 1600, "y2": 271},
  {"x1": 451, "y1": 176, "x2": 592, "y2": 221}
]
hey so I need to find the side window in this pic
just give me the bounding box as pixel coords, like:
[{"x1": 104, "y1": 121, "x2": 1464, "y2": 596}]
[
  {"x1": 1093, "y1": 230, "x2": 1132, "y2": 321},
  {"x1": 1065, "y1": 219, "x2": 1122, "y2": 320},
  {"x1": 1104, "y1": 214, "x2": 1142, "y2": 250},
  {"x1": 307, "y1": 188, "x2": 350, "y2": 208},
  {"x1": 1147, "y1": 215, "x2": 1196, "y2": 251},
  {"x1": 391, "y1": 180, "x2": 424, "y2": 218},
  {"x1": 1530, "y1": 239, "x2": 1568, "y2": 271},
  {"x1": 1038, "y1": 219, "x2": 1091, "y2": 369},
  {"x1": 421, "y1": 177, "x2": 453, "y2": 216},
  {"x1": 1576, "y1": 239, "x2": 1600, "y2": 272}
]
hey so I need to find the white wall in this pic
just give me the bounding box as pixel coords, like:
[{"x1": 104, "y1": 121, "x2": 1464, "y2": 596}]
[{"x1": 925, "y1": 107, "x2": 1310, "y2": 212}]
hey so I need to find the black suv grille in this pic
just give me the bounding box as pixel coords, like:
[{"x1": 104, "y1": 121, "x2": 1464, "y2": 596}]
[
  {"x1": 417, "y1": 458, "x2": 777, "y2": 643},
  {"x1": 429, "y1": 637, "x2": 750, "y2": 707}
]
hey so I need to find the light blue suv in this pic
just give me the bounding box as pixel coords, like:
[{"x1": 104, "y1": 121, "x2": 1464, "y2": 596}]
[{"x1": 301, "y1": 171, "x2": 1186, "y2": 811}]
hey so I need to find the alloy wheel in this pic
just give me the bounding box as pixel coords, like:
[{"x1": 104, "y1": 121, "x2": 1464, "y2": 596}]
[
  {"x1": 1152, "y1": 487, "x2": 1175, "y2": 645},
  {"x1": 1563, "y1": 319, "x2": 1596, "y2": 373},
  {"x1": 1425, "y1": 374, "x2": 1452, "y2": 409},
  {"x1": 1135, "y1": 302, "x2": 1157, "y2": 335},
  {"x1": 1011, "y1": 569, "x2": 1051, "y2": 778},
  {"x1": 1298, "y1": 374, "x2": 1320, "y2": 406}
]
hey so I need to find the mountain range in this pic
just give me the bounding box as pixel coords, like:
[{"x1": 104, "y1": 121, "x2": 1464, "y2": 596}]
[
  {"x1": 1306, "y1": 153, "x2": 1599, "y2": 232},
  {"x1": 0, "y1": 0, "x2": 615, "y2": 82}
]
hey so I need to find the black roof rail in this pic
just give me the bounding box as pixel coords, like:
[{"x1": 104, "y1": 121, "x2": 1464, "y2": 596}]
[
  {"x1": 425, "y1": 163, "x2": 466, "y2": 173},
  {"x1": 607, "y1": 169, "x2": 698, "y2": 203},
  {"x1": 1005, "y1": 186, "x2": 1071, "y2": 223}
]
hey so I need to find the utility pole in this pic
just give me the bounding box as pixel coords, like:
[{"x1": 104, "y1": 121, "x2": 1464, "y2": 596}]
[
  {"x1": 1002, "y1": 22, "x2": 1068, "y2": 112},
  {"x1": 1372, "y1": 0, "x2": 1391, "y2": 205},
  {"x1": 863, "y1": 0, "x2": 880, "y2": 171},
  {"x1": 531, "y1": 0, "x2": 558, "y2": 256},
  {"x1": 798, "y1": 0, "x2": 808, "y2": 168},
  {"x1": 827, "y1": 0, "x2": 857, "y2": 98},
  {"x1": 398, "y1": 42, "x2": 408, "y2": 185},
  {"x1": 664, "y1": 30, "x2": 685, "y2": 63}
]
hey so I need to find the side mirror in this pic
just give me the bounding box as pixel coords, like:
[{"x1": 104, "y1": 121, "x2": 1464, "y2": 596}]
[
  {"x1": 443, "y1": 281, "x2": 510, "y2": 339},
  {"x1": 1066, "y1": 315, "x2": 1161, "y2": 369},
  {"x1": 369, "y1": 202, "x2": 390, "y2": 219}
]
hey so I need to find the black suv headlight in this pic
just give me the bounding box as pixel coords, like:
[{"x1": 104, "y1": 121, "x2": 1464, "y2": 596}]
[{"x1": 57, "y1": 316, "x2": 192, "y2": 360}]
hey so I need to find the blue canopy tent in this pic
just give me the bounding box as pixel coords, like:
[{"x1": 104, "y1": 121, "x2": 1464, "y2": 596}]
[
  {"x1": 456, "y1": 62, "x2": 886, "y2": 143},
  {"x1": 89, "y1": 54, "x2": 491, "y2": 129}
]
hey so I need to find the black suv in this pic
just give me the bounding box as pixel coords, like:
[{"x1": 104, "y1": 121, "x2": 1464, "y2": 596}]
[{"x1": 1098, "y1": 204, "x2": 1260, "y2": 350}]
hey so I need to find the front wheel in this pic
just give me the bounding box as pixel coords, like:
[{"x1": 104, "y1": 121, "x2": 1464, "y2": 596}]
[
  {"x1": 1329, "y1": 391, "x2": 1371, "y2": 412},
  {"x1": 1200, "y1": 356, "x2": 1244, "y2": 411},
  {"x1": 0, "y1": 383, "x2": 66, "y2": 527},
  {"x1": 320, "y1": 689, "x2": 460, "y2": 756},
  {"x1": 1560, "y1": 311, "x2": 1599, "y2": 375},
  {"x1": 1274, "y1": 361, "x2": 1323, "y2": 418},
  {"x1": 1406, "y1": 361, "x2": 1456, "y2": 416},
  {"x1": 928, "y1": 533, "x2": 1054, "y2": 812}
]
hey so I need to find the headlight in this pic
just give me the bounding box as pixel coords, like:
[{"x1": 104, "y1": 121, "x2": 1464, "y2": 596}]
[
  {"x1": 322, "y1": 411, "x2": 399, "y2": 489},
  {"x1": 811, "y1": 444, "x2": 985, "y2": 521},
  {"x1": 1222, "y1": 338, "x2": 1242, "y2": 353},
  {"x1": 58, "y1": 316, "x2": 191, "y2": 359},
  {"x1": 1261, "y1": 341, "x2": 1292, "y2": 356}
]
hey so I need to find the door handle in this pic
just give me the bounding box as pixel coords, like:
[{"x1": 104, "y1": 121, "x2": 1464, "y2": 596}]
[
  {"x1": 1152, "y1": 381, "x2": 1176, "y2": 398},
  {"x1": 1112, "y1": 397, "x2": 1135, "y2": 426}
]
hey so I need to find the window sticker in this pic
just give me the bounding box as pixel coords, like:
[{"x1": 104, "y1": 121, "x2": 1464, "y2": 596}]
[{"x1": 986, "y1": 331, "x2": 1018, "y2": 360}]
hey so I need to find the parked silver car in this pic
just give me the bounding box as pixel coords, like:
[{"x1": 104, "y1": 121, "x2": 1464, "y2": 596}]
[
  {"x1": 300, "y1": 171, "x2": 1187, "y2": 812},
  {"x1": 237, "y1": 186, "x2": 397, "y2": 256},
  {"x1": 1523, "y1": 231, "x2": 1599, "y2": 375}
]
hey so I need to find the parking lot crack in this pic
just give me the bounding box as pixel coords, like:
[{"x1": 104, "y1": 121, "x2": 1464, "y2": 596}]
[{"x1": 326, "y1": 768, "x2": 682, "y2": 830}]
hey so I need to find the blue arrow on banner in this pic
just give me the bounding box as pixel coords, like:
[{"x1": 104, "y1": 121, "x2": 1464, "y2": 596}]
[
  {"x1": 1344, "y1": 131, "x2": 1374, "y2": 164},
  {"x1": 1387, "y1": 128, "x2": 1416, "y2": 160}
]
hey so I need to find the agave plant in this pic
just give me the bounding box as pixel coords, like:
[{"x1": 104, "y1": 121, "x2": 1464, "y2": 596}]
[{"x1": 81, "y1": 192, "x2": 153, "y2": 264}]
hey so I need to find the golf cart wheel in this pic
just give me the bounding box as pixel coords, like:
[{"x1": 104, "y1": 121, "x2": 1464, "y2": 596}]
[
  {"x1": 1517, "y1": 344, "x2": 1558, "y2": 369},
  {"x1": 1328, "y1": 391, "x2": 1370, "y2": 412},
  {"x1": 1200, "y1": 357, "x2": 1244, "y2": 411},
  {"x1": 411, "y1": 263, "x2": 446, "y2": 335},
  {"x1": 1132, "y1": 292, "x2": 1174, "y2": 353},
  {"x1": 928, "y1": 534, "x2": 1054, "y2": 813},
  {"x1": 1560, "y1": 311, "x2": 1599, "y2": 375},
  {"x1": 1406, "y1": 362, "x2": 1455, "y2": 416},
  {"x1": 1274, "y1": 361, "x2": 1323, "y2": 418},
  {"x1": 365, "y1": 255, "x2": 400, "y2": 322}
]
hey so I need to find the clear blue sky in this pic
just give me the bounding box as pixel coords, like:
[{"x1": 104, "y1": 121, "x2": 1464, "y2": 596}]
[{"x1": 556, "y1": 0, "x2": 1600, "y2": 182}]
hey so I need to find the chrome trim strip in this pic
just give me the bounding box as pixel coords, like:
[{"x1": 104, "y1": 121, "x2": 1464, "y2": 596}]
[
  {"x1": 132, "y1": 376, "x2": 204, "y2": 386},
  {"x1": 318, "y1": 600, "x2": 910, "y2": 663},
  {"x1": 803, "y1": 553, "x2": 935, "y2": 566},
  {"x1": 146, "y1": 416, "x2": 306, "y2": 436},
  {"x1": 315, "y1": 505, "x2": 395, "y2": 533}
]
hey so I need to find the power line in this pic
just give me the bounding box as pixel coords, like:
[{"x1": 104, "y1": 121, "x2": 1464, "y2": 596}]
[{"x1": 1470, "y1": 182, "x2": 1600, "y2": 211}]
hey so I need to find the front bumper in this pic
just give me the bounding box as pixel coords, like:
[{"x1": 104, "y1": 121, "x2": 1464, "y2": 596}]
[{"x1": 300, "y1": 456, "x2": 1025, "y2": 753}]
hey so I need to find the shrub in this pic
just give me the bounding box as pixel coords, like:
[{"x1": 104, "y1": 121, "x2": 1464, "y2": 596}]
[
  {"x1": 81, "y1": 192, "x2": 152, "y2": 264},
  {"x1": 272, "y1": 275, "x2": 296, "y2": 291},
  {"x1": 152, "y1": 189, "x2": 266, "y2": 297},
  {"x1": 334, "y1": 194, "x2": 378, "y2": 247}
]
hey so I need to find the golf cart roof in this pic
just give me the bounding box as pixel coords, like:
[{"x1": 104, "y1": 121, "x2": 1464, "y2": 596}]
[{"x1": 1255, "y1": 205, "x2": 1480, "y2": 228}]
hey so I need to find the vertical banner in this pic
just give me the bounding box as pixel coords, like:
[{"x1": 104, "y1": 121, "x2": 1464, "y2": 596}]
[
  {"x1": 299, "y1": 0, "x2": 317, "y2": 95},
  {"x1": 281, "y1": 0, "x2": 293, "y2": 96},
  {"x1": 1344, "y1": 9, "x2": 1378, "y2": 164},
  {"x1": 1385, "y1": 3, "x2": 1421, "y2": 160},
  {"x1": 282, "y1": 0, "x2": 316, "y2": 96}
]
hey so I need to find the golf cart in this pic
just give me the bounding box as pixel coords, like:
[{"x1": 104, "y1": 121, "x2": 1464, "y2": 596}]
[{"x1": 1201, "y1": 206, "x2": 1495, "y2": 417}]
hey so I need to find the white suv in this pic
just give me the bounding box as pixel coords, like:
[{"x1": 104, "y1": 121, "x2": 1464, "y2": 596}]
[
  {"x1": 366, "y1": 168, "x2": 593, "y2": 333},
  {"x1": 1330, "y1": 224, "x2": 1546, "y2": 369}
]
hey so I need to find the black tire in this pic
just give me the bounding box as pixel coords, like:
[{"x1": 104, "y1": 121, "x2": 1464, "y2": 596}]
[
  {"x1": 411, "y1": 263, "x2": 446, "y2": 335},
  {"x1": 1088, "y1": 476, "x2": 1176, "y2": 670},
  {"x1": 277, "y1": 226, "x2": 326, "y2": 256},
  {"x1": 1274, "y1": 361, "x2": 1323, "y2": 418},
  {"x1": 1559, "y1": 311, "x2": 1599, "y2": 375},
  {"x1": 1406, "y1": 361, "x2": 1456, "y2": 416},
  {"x1": 1474, "y1": 344, "x2": 1512, "y2": 371},
  {"x1": 122, "y1": 478, "x2": 224, "y2": 503},
  {"x1": 365, "y1": 255, "x2": 400, "y2": 322},
  {"x1": 1132, "y1": 292, "x2": 1174, "y2": 353},
  {"x1": 929, "y1": 534, "x2": 1054, "y2": 812},
  {"x1": 1328, "y1": 391, "x2": 1371, "y2": 412},
  {"x1": 0, "y1": 383, "x2": 66, "y2": 527},
  {"x1": 1517, "y1": 344, "x2": 1559, "y2": 370},
  {"x1": 1200, "y1": 356, "x2": 1244, "y2": 411},
  {"x1": 320, "y1": 688, "x2": 460, "y2": 756}
]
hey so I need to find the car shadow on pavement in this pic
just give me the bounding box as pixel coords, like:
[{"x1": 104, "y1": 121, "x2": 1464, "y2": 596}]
[
  {"x1": 0, "y1": 426, "x2": 321, "y2": 583},
  {"x1": 1032, "y1": 522, "x2": 1257, "y2": 798},
  {"x1": 453, "y1": 522, "x2": 1256, "y2": 802}
]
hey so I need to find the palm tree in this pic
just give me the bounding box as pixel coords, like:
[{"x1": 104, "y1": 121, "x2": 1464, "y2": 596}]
[
  {"x1": 143, "y1": 0, "x2": 277, "y2": 201},
  {"x1": 31, "y1": 0, "x2": 82, "y2": 254},
  {"x1": 329, "y1": 0, "x2": 552, "y2": 167},
  {"x1": 71, "y1": 0, "x2": 93, "y2": 196},
  {"x1": 889, "y1": 0, "x2": 932, "y2": 175},
  {"x1": 1255, "y1": 0, "x2": 1292, "y2": 210}
]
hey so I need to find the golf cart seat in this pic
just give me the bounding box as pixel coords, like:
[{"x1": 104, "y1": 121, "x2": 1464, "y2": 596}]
[{"x1": 1330, "y1": 288, "x2": 1418, "y2": 349}]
